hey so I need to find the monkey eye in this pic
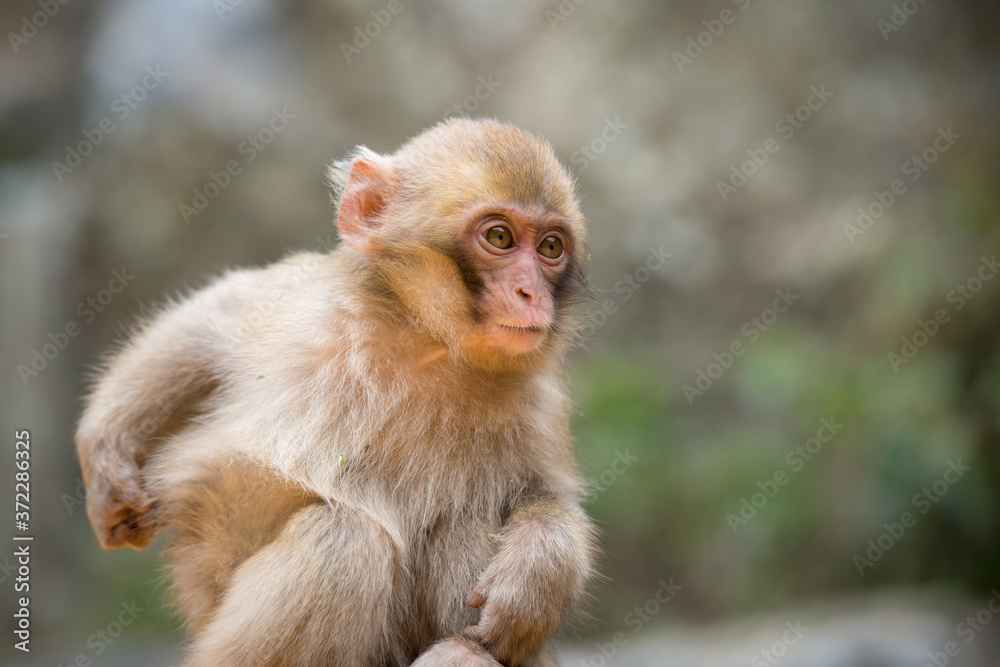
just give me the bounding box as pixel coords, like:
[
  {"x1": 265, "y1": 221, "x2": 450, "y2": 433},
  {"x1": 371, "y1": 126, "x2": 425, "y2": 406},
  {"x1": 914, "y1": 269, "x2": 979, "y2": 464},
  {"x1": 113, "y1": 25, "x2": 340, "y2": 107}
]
[
  {"x1": 485, "y1": 225, "x2": 514, "y2": 250},
  {"x1": 537, "y1": 236, "x2": 564, "y2": 259}
]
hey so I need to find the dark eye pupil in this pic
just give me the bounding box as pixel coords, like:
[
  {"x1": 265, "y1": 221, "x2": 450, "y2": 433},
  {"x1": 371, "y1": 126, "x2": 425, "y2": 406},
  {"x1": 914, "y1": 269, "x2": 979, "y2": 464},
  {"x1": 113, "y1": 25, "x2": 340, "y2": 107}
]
[
  {"x1": 538, "y1": 236, "x2": 562, "y2": 258},
  {"x1": 486, "y1": 226, "x2": 513, "y2": 249}
]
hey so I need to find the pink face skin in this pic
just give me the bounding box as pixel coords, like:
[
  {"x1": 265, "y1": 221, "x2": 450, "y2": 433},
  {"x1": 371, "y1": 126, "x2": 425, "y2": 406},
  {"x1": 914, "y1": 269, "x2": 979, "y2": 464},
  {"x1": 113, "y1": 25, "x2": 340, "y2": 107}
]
[{"x1": 465, "y1": 204, "x2": 574, "y2": 356}]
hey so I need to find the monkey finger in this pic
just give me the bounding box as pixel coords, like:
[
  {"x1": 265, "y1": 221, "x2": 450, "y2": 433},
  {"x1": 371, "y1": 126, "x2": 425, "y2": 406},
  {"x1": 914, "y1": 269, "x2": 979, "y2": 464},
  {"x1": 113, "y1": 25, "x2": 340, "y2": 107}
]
[
  {"x1": 109, "y1": 521, "x2": 136, "y2": 547},
  {"x1": 468, "y1": 569, "x2": 497, "y2": 604},
  {"x1": 112, "y1": 519, "x2": 158, "y2": 551},
  {"x1": 122, "y1": 522, "x2": 158, "y2": 550},
  {"x1": 98, "y1": 499, "x2": 158, "y2": 550},
  {"x1": 466, "y1": 587, "x2": 487, "y2": 608},
  {"x1": 463, "y1": 624, "x2": 483, "y2": 643},
  {"x1": 91, "y1": 502, "x2": 129, "y2": 548}
]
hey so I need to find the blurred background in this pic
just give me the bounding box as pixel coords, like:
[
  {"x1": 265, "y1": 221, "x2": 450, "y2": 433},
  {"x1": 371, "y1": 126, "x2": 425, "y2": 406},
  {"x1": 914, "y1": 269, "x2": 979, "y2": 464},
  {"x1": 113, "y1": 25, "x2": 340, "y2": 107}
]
[{"x1": 2, "y1": 0, "x2": 1000, "y2": 665}]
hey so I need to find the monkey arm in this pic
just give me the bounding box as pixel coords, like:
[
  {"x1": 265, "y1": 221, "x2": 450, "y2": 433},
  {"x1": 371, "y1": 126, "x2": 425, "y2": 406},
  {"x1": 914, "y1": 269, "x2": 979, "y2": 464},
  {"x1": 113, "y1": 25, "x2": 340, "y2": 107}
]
[
  {"x1": 464, "y1": 495, "x2": 596, "y2": 664},
  {"x1": 76, "y1": 274, "x2": 251, "y2": 551}
]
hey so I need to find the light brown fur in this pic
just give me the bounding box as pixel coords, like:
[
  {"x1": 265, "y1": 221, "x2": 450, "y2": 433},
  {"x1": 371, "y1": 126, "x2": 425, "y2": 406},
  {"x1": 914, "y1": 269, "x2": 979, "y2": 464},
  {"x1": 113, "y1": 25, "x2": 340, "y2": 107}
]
[{"x1": 76, "y1": 119, "x2": 596, "y2": 666}]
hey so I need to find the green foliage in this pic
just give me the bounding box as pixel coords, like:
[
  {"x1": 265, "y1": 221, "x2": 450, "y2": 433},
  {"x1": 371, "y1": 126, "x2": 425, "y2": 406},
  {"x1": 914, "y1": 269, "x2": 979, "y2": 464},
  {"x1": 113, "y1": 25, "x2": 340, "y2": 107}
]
[{"x1": 572, "y1": 179, "x2": 1000, "y2": 624}]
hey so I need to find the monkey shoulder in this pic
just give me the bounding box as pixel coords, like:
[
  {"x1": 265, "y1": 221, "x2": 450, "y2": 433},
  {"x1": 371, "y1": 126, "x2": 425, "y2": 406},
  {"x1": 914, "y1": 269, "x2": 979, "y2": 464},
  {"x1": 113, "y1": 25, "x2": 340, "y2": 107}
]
[{"x1": 213, "y1": 252, "x2": 350, "y2": 338}]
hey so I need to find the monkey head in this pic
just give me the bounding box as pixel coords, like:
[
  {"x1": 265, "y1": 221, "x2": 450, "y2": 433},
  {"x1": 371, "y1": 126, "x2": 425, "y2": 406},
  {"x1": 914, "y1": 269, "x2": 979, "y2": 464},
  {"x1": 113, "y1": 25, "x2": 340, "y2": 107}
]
[{"x1": 329, "y1": 118, "x2": 589, "y2": 372}]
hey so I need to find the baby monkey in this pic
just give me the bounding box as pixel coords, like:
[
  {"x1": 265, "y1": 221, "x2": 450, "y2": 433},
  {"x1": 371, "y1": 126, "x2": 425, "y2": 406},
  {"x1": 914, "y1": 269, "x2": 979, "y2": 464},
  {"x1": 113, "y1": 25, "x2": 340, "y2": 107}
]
[{"x1": 76, "y1": 118, "x2": 597, "y2": 666}]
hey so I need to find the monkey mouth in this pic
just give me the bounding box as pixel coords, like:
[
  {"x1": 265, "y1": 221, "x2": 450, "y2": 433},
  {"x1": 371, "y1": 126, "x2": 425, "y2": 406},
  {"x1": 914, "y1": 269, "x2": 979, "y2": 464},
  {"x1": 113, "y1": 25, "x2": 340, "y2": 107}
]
[
  {"x1": 496, "y1": 324, "x2": 543, "y2": 333},
  {"x1": 486, "y1": 322, "x2": 548, "y2": 355}
]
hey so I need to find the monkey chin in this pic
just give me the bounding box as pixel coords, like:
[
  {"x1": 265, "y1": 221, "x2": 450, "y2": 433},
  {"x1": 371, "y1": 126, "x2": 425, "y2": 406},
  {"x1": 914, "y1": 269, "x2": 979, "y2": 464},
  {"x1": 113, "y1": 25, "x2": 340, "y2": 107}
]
[
  {"x1": 459, "y1": 324, "x2": 550, "y2": 372},
  {"x1": 480, "y1": 324, "x2": 547, "y2": 357},
  {"x1": 491, "y1": 322, "x2": 547, "y2": 354}
]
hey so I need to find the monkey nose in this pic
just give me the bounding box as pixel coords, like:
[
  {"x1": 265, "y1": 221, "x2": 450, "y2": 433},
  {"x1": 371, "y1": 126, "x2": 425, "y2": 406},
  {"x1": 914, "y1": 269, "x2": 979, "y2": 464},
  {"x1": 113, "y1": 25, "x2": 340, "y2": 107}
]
[{"x1": 516, "y1": 286, "x2": 539, "y2": 306}]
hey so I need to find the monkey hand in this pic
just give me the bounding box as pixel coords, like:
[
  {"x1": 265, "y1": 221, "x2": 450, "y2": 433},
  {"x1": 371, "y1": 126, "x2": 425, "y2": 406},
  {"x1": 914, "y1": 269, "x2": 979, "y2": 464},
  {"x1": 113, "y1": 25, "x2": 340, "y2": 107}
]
[
  {"x1": 463, "y1": 563, "x2": 566, "y2": 665},
  {"x1": 80, "y1": 441, "x2": 159, "y2": 551}
]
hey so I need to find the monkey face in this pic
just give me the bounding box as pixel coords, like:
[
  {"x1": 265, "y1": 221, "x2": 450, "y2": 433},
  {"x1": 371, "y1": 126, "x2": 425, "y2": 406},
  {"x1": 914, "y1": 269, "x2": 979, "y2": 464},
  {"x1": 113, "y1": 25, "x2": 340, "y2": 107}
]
[
  {"x1": 456, "y1": 202, "x2": 575, "y2": 358},
  {"x1": 331, "y1": 119, "x2": 590, "y2": 372}
]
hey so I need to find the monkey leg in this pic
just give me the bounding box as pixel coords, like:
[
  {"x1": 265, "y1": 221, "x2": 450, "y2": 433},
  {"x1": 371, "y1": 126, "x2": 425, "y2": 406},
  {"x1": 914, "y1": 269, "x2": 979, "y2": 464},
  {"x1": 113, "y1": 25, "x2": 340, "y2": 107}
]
[
  {"x1": 411, "y1": 637, "x2": 559, "y2": 667},
  {"x1": 181, "y1": 502, "x2": 405, "y2": 667},
  {"x1": 410, "y1": 637, "x2": 501, "y2": 666},
  {"x1": 156, "y1": 457, "x2": 314, "y2": 632}
]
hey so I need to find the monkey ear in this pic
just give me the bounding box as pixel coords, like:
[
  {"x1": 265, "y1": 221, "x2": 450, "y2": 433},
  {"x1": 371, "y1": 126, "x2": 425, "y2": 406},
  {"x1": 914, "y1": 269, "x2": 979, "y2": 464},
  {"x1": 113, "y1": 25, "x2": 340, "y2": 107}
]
[{"x1": 335, "y1": 152, "x2": 395, "y2": 254}]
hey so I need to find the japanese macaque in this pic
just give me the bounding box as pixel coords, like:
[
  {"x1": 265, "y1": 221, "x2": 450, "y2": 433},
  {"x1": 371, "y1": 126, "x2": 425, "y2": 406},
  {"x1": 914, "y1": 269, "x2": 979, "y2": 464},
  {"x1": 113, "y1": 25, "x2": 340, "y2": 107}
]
[{"x1": 75, "y1": 118, "x2": 596, "y2": 666}]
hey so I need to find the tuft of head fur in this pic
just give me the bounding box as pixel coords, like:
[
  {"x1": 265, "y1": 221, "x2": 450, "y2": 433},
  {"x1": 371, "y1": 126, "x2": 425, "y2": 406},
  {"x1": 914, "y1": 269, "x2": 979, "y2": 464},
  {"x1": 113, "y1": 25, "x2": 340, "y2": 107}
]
[{"x1": 328, "y1": 118, "x2": 586, "y2": 247}]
